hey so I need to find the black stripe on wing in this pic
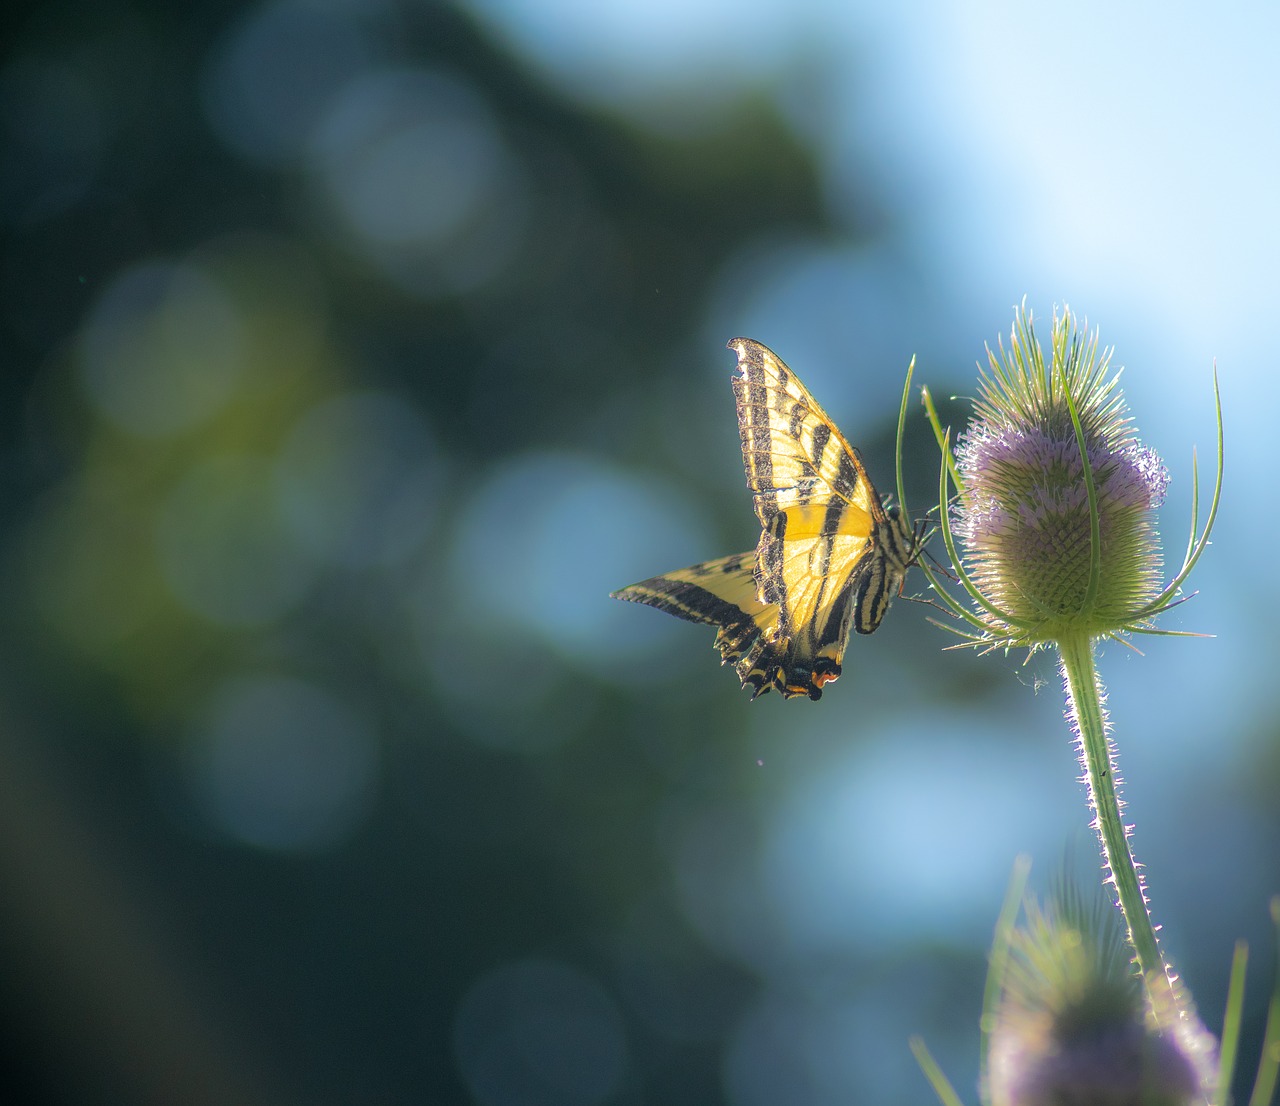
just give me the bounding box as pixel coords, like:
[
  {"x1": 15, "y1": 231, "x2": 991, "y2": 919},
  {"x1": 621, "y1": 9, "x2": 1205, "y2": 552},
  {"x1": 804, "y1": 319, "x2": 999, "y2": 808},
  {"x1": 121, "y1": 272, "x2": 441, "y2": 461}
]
[
  {"x1": 610, "y1": 553, "x2": 756, "y2": 630},
  {"x1": 612, "y1": 552, "x2": 847, "y2": 700},
  {"x1": 728, "y1": 337, "x2": 883, "y2": 523}
]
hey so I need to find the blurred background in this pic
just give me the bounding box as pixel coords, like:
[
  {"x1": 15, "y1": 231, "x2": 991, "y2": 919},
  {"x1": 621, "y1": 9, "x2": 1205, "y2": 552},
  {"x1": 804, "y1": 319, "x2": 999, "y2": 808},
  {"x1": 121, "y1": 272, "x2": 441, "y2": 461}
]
[{"x1": 2, "y1": 1, "x2": 1277, "y2": 1103}]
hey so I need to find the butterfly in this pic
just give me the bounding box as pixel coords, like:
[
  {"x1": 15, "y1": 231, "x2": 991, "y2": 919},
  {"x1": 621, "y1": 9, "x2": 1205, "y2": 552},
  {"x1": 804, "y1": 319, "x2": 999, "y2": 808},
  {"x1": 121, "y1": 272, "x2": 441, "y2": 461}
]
[{"x1": 611, "y1": 338, "x2": 923, "y2": 700}]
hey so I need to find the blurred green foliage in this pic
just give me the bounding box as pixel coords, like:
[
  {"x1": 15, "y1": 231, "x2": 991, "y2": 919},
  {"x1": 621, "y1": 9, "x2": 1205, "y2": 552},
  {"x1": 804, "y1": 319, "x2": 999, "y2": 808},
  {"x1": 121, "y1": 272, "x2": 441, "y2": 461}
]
[{"x1": 0, "y1": 4, "x2": 878, "y2": 1104}]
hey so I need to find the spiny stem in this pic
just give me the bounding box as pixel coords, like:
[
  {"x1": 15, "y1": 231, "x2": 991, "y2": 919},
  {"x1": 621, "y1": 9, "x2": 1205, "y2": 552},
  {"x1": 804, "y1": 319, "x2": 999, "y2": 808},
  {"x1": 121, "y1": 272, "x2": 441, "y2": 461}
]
[{"x1": 1057, "y1": 632, "x2": 1172, "y2": 1006}]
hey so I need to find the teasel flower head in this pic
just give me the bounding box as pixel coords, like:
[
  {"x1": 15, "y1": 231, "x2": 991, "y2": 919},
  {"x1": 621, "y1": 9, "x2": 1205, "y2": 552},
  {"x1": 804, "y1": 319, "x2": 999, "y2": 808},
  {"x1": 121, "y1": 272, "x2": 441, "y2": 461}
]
[{"x1": 928, "y1": 304, "x2": 1219, "y2": 653}]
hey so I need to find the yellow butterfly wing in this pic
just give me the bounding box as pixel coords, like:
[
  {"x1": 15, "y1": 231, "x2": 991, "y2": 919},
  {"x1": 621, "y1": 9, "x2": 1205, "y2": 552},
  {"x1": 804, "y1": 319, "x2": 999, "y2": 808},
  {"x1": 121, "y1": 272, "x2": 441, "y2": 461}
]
[
  {"x1": 730, "y1": 338, "x2": 915, "y2": 691},
  {"x1": 730, "y1": 337, "x2": 887, "y2": 531},
  {"x1": 610, "y1": 552, "x2": 795, "y2": 698},
  {"x1": 612, "y1": 339, "x2": 919, "y2": 701}
]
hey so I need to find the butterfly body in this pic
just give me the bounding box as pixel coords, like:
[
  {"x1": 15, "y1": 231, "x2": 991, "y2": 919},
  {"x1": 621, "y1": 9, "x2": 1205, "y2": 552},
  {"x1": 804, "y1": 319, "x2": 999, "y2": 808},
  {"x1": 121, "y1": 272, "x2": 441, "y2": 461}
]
[{"x1": 612, "y1": 338, "x2": 921, "y2": 701}]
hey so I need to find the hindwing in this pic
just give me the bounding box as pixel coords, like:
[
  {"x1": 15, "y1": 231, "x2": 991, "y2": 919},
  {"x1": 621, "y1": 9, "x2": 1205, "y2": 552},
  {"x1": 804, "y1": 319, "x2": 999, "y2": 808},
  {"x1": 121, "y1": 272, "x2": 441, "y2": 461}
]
[{"x1": 610, "y1": 553, "x2": 799, "y2": 699}]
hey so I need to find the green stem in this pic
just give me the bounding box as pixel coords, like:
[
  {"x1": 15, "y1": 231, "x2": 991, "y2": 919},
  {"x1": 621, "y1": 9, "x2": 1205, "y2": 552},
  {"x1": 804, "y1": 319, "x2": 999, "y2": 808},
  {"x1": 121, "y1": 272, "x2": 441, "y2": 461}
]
[{"x1": 1057, "y1": 633, "x2": 1170, "y2": 1002}]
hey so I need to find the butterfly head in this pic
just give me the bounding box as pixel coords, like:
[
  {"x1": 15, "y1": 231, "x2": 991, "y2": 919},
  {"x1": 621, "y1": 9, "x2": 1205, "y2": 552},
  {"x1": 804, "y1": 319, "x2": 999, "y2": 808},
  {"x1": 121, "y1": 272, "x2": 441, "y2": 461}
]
[{"x1": 879, "y1": 501, "x2": 927, "y2": 572}]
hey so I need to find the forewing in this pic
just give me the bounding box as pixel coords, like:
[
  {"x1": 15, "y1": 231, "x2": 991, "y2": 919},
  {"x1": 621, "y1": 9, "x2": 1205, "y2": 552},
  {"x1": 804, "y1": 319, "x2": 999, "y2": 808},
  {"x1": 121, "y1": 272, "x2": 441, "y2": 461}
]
[
  {"x1": 728, "y1": 337, "x2": 887, "y2": 531},
  {"x1": 728, "y1": 337, "x2": 898, "y2": 662}
]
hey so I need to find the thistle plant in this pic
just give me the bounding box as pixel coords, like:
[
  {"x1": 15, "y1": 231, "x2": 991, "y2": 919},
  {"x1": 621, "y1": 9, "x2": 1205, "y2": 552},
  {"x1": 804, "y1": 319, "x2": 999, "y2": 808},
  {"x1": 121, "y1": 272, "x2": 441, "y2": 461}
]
[{"x1": 896, "y1": 304, "x2": 1264, "y2": 1104}]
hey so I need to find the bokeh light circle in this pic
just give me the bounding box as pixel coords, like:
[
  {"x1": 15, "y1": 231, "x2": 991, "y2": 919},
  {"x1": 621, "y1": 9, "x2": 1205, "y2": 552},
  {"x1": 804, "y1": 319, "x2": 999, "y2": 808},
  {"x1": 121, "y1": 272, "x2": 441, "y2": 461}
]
[
  {"x1": 201, "y1": 0, "x2": 374, "y2": 167},
  {"x1": 185, "y1": 674, "x2": 380, "y2": 852},
  {"x1": 274, "y1": 390, "x2": 440, "y2": 569},
  {"x1": 309, "y1": 66, "x2": 528, "y2": 295},
  {"x1": 156, "y1": 453, "x2": 317, "y2": 626},
  {"x1": 453, "y1": 958, "x2": 628, "y2": 1106},
  {"x1": 79, "y1": 261, "x2": 245, "y2": 438}
]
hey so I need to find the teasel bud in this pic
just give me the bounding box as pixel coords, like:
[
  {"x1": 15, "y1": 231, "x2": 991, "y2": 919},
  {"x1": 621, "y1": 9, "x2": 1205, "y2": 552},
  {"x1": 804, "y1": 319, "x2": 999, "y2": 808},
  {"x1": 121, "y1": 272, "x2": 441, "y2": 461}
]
[{"x1": 986, "y1": 894, "x2": 1215, "y2": 1106}]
